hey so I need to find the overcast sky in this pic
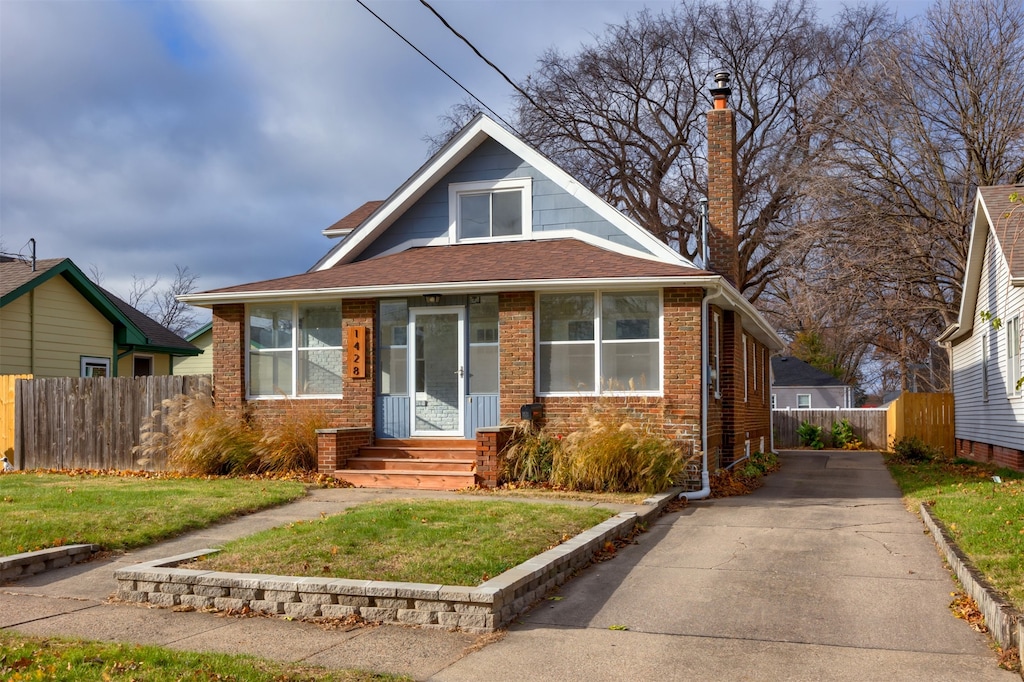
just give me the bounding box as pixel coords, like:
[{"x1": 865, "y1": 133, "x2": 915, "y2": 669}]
[{"x1": 1, "y1": 0, "x2": 931, "y2": 327}]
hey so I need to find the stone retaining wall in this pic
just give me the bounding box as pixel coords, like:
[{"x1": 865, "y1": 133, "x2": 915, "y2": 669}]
[
  {"x1": 0, "y1": 544, "x2": 100, "y2": 581},
  {"x1": 114, "y1": 493, "x2": 674, "y2": 633}
]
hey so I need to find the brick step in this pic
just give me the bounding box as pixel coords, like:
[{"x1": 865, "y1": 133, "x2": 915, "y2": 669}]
[
  {"x1": 334, "y1": 470, "x2": 477, "y2": 491},
  {"x1": 345, "y1": 457, "x2": 476, "y2": 472}
]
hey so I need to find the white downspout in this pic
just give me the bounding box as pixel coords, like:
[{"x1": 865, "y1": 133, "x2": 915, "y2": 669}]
[{"x1": 680, "y1": 285, "x2": 714, "y2": 501}]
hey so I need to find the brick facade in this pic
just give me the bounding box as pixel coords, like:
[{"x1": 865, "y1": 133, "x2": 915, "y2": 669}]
[{"x1": 956, "y1": 437, "x2": 1024, "y2": 471}]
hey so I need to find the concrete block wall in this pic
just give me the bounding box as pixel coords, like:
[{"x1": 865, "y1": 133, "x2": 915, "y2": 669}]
[
  {"x1": 114, "y1": 493, "x2": 676, "y2": 633},
  {"x1": 0, "y1": 544, "x2": 99, "y2": 581}
]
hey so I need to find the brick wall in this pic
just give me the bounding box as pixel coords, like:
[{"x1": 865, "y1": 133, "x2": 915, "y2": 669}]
[
  {"x1": 210, "y1": 299, "x2": 375, "y2": 431},
  {"x1": 498, "y1": 292, "x2": 535, "y2": 422},
  {"x1": 316, "y1": 427, "x2": 373, "y2": 473},
  {"x1": 956, "y1": 437, "x2": 1024, "y2": 471}
]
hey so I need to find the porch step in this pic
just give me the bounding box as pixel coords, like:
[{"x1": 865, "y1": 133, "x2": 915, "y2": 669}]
[
  {"x1": 335, "y1": 470, "x2": 478, "y2": 491},
  {"x1": 334, "y1": 438, "x2": 479, "y2": 490},
  {"x1": 345, "y1": 457, "x2": 475, "y2": 472}
]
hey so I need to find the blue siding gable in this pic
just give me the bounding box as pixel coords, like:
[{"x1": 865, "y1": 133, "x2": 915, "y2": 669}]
[{"x1": 357, "y1": 138, "x2": 646, "y2": 260}]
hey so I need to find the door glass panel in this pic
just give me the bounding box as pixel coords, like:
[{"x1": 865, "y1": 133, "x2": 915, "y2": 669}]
[{"x1": 414, "y1": 312, "x2": 461, "y2": 433}]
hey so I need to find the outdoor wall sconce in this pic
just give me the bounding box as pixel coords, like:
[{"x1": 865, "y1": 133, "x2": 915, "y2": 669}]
[{"x1": 424, "y1": 293, "x2": 443, "y2": 305}]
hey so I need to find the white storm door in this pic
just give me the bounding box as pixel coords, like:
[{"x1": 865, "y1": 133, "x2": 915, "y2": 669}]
[{"x1": 409, "y1": 307, "x2": 465, "y2": 437}]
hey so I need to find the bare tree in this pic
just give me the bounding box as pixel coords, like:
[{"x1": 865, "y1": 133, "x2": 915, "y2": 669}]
[
  {"x1": 506, "y1": 0, "x2": 877, "y2": 302},
  {"x1": 89, "y1": 264, "x2": 201, "y2": 337},
  {"x1": 799, "y1": 0, "x2": 1024, "y2": 390}
]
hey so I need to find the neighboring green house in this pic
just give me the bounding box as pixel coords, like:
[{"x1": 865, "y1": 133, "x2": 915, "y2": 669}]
[
  {"x1": 0, "y1": 256, "x2": 200, "y2": 377},
  {"x1": 171, "y1": 322, "x2": 212, "y2": 375}
]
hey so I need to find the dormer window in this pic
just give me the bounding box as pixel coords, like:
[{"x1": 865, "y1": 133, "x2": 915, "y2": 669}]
[{"x1": 449, "y1": 178, "x2": 532, "y2": 243}]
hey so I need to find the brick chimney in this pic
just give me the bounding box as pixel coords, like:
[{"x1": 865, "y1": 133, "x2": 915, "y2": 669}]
[{"x1": 706, "y1": 71, "x2": 740, "y2": 288}]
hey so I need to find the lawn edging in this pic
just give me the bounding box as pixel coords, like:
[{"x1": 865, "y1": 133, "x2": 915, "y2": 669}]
[
  {"x1": 0, "y1": 544, "x2": 100, "y2": 581},
  {"x1": 919, "y1": 502, "x2": 1022, "y2": 673},
  {"x1": 113, "y1": 488, "x2": 680, "y2": 633}
]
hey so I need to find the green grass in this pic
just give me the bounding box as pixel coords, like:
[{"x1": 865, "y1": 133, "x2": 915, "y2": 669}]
[
  {"x1": 0, "y1": 472, "x2": 306, "y2": 555},
  {"x1": 885, "y1": 455, "x2": 1024, "y2": 610},
  {"x1": 0, "y1": 631, "x2": 408, "y2": 681},
  {"x1": 194, "y1": 499, "x2": 614, "y2": 585}
]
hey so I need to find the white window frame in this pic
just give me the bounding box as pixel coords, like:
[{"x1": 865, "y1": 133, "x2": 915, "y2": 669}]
[
  {"x1": 81, "y1": 356, "x2": 110, "y2": 377},
  {"x1": 742, "y1": 334, "x2": 749, "y2": 403},
  {"x1": 711, "y1": 311, "x2": 721, "y2": 399},
  {"x1": 1008, "y1": 316, "x2": 1021, "y2": 397},
  {"x1": 536, "y1": 290, "x2": 663, "y2": 396},
  {"x1": 771, "y1": 393, "x2": 777, "y2": 409},
  {"x1": 448, "y1": 177, "x2": 532, "y2": 243},
  {"x1": 797, "y1": 393, "x2": 811, "y2": 409},
  {"x1": 982, "y1": 332, "x2": 990, "y2": 402},
  {"x1": 246, "y1": 301, "x2": 344, "y2": 400},
  {"x1": 752, "y1": 338, "x2": 757, "y2": 393},
  {"x1": 132, "y1": 354, "x2": 154, "y2": 377}
]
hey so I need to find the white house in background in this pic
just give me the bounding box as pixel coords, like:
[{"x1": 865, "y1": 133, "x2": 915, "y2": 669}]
[
  {"x1": 938, "y1": 184, "x2": 1023, "y2": 471},
  {"x1": 770, "y1": 356, "x2": 854, "y2": 409}
]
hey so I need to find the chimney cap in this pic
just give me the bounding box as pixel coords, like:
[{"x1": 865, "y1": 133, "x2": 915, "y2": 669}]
[{"x1": 710, "y1": 70, "x2": 732, "y2": 107}]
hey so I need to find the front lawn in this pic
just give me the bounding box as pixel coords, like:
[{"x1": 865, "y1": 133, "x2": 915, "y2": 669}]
[
  {"x1": 885, "y1": 455, "x2": 1024, "y2": 610},
  {"x1": 0, "y1": 631, "x2": 408, "y2": 681},
  {"x1": 192, "y1": 499, "x2": 614, "y2": 585},
  {"x1": 0, "y1": 472, "x2": 306, "y2": 555}
]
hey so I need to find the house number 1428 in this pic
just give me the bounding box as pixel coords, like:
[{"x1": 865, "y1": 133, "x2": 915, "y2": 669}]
[{"x1": 347, "y1": 326, "x2": 367, "y2": 379}]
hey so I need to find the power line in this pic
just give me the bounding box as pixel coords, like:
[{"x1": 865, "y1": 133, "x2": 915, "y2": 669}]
[
  {"x1": 354, "y1": 0, "x2": 517, "y2": 131},
  {"x1": 417, "y1": 0, "x2": 570, "y2": 137}
]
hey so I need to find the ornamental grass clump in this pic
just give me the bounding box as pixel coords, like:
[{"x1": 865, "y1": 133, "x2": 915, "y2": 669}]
[
  {"x1": 136, "y1": 386, "x2": 260, "y2": 475},
  {"x1": 502, "y1": 403, "x2": 692, "y2": 494},
  {"x1": 135, "y1": 381, "x2": 330, "y2": 475}
]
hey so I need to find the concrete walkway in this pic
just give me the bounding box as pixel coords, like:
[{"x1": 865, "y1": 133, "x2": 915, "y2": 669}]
[{"x1": 1, "y1": 452, "x2": 1016, "y2": 681}]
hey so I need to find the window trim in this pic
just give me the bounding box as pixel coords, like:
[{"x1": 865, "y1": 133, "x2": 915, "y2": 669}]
[
  {"x1": 246, "y1": 301, "x2": 344, "y2": 400},
  {"x1": 536, "y1": 290, "x2": 663, "y2": 396},
  {"x1": 81, "y1": 356, "x2": 110, "y2": 378},
  {"x1": 797, "y1": 393, "x2": 811, "y2": 409},
  {"x1": 742, "y1": 334, "x2": 749, "y2": 403},
  {"x1": 132, "y1": 354, "x2": 154, "y2": 377},
  {"x1": 982, "y1": 332, "x2": 990, "y2": 402},
  {"x1": 1008, "y1": 316, "x2": 1021, "y2": 397},
  {"x1": 448, "y1": 178, "x2": 532, "y2": 243},
  {"x1": 711, "y1": 311, "x2": 722, "y2": 399}
]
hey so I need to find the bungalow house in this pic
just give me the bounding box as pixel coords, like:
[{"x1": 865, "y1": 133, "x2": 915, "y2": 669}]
[
  {"x1": 770, "y1": 356, "x2": 855, "y2": 409},
  {"x1": 938, "y1": 184, "x2": 1024, "y2": 470},
  {"x1": 1, "y1": 256, "x2": 200, "y2": 377},
  {"x1": 181, "y1": 73, "x2": 784, "y2": 491}
]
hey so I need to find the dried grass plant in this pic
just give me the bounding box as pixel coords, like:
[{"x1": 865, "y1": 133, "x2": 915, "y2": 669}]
[{"x1": 254, "y1": 400, "x2": 330, "y2": 472}]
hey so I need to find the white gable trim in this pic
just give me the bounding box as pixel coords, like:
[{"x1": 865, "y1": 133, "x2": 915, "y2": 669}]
[{"x1": 314, "y1": 114, "x2": 694, "y2": 271}]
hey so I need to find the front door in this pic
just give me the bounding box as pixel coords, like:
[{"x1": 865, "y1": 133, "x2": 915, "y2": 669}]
[{"x1": 410, "y1": 307, "x2": 465, "y2": 437}]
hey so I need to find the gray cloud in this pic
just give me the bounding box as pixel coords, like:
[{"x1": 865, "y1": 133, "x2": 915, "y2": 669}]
[{"x1": 1, "y1": 0, "x2": 928, "y2": 320}]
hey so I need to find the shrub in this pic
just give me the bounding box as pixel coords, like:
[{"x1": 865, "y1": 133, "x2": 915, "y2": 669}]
[
  {"x1": 254, "y1": 401, "x2": 331, "y2": 472},
  {"x1": 136, "y1": 385, "x2": 329, "y2": 475},
  {"x1": 136, "y1": 387, "x2": 259, "y2": 475},
  {"x1": 501, "y1": 421, "x2": 558, "y2": 483},
  {"x1": 891, "y1": 436, "x2": 941, "y2": 462},
  {"x1": 797, "y1": 421, "x2": 825, "y2": 449},
  {"x1": 501, "y1": 403, "x2": 694, "y2": 494},
  {"x1": 552, "y1": 405, "x2": 693, "y2": 494},
  {"x1": 831, "y1": 419, "x2": 862, "y2": 450}
]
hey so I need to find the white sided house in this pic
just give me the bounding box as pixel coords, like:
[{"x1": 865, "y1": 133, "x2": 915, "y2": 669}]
[{"x1": 938, "y1": 184, "x2": 1024, "y2": 470}]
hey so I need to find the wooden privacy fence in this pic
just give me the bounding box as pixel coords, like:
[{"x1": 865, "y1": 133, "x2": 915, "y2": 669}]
[
  {"x1": 773, "y1": 392, "x2": 955, "y2": 454},
  {"x1": 13, "y1": 375, "x2": 211, "y2": 471},
  {"x1": 1, "y1": 374, "x2": 32, "y2": 459},
  {"x1": 886, "y1": 392, "x2": 954, "y2": 456},
  {"x1": 773, "y1": 408, "x2": 888, "y2": 449}
]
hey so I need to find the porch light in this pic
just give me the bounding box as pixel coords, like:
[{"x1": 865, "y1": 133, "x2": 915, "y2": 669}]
[{"x1": 425, "y1": 293, "x2": 443, "y2": 305}]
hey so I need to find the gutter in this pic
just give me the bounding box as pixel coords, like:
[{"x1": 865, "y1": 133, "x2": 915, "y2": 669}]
[{"x1": 680, "y1": 284, "x2": 716, "y2": 502}]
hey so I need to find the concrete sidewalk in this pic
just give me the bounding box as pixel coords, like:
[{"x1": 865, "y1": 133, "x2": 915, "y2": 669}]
[{"x1": 1, "y1": 452, "x2": 1017, "y2": 681}]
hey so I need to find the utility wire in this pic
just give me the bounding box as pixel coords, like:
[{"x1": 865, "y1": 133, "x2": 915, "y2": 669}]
[
  {"x1": 418, "y1": 0, "x2": 571, "y2": 137},
  {"x1": 355, "y1": 0, "x2": 517, "y2": 131}
]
